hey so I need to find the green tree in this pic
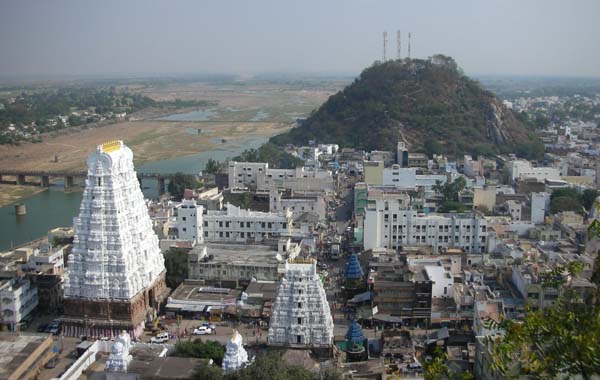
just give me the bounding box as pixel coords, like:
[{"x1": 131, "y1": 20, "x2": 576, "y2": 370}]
[
  {"x1": 228, "y1": 352, "x2": 315, "y2": 380},
  {"x1": 163, "y1": 248, "x2": 189, "y2": 289},
  {"x1": 424, "y1": 347, "x2": 473, "y2": 380},
  {"x1": 168, "y1": 172, "x2": 199, "y2": 201},
  {"x1": 174, "y1": 340, "x2": 226, "y2": 366},
  {"x1": 581, "y1": 189, "x2": 599, "y2": 211},
  {"x1": 424, "y1": 139, "x2": 443, "y2": 156},
  {"x1": 490, "y1": 254, "x2": 600, "y2": 379},
  {"x1": 434, "y1": 177, "x2": 468, "y2": 213},
  {"x1": 550, "y1": 196, "x2": 583, "y2": 214},
  {"x1": 193, "y1": 363, "x2": 223, "y2": 380},
  {"x1": 205, "y1": 158, "x2": 224, "y2": 174}
]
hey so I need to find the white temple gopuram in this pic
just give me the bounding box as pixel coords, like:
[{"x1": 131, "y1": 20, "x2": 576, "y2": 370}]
[
  {"x1": 222, "y1": 330, "x2": 249, "y2": 373},
  {"x1": 267, "y1": 258, "x2": 334, "y2": 348},
  {"x1": 63, "y1": 140, "x2": 168, "y2": 338}
]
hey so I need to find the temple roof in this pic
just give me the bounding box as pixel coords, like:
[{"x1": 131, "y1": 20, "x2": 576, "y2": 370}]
[
  {"x1": 346, "y1": 254, "x2": 364, "y2": 280},
  {"x1": 345, "y1": 319, "x2": 365, "y2": 344}
]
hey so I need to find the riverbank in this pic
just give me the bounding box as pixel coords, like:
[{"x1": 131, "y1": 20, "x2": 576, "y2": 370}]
[
  {"x1": 0, "y1": 184, "x2": 47, "y2": 207},
  {"x1": 0, "y1": 119, "x2": 290, "y2": 172}
]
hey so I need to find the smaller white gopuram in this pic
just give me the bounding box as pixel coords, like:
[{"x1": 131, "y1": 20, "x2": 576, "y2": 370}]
[
  {"x1": 268, "y1": 258, "x2": 334, "y2": 347},
  {"x1": 222, "y1": 330, "x2": 249, "y2": 373},
  {"x1": 105, "y1": 331, "x2": 133, "y2": 375}
]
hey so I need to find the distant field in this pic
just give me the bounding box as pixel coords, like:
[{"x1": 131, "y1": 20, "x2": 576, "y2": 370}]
[{"x1": 0, "y1": 79, "x2": 344, "y2": 172}]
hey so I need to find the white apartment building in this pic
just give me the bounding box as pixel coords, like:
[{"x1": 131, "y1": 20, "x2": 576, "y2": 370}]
[
  {"x1": 258, "y1": 167, "x2": 333, "y2": 193},
  {"x1": 228, "y1": 161, "x2": 333, "y2": 193},
  {"x1": 382, "y1": 165, "x2": 447, "y2": 190},
  {"x1": 27, "y1": 243, "x2": 65, "y2": 274},
  {"x1": 425, "y1": 265, "x2": 454, "y2": 299},
  {"x1": 531, "y1": 192, "x2": 550, "y2": 224},
  {"x1": 228, "y1": 162, "x2": 269, "y2": 190},
  {"x1": 270, "y1": 190, "x2": 327, "y2": 221},
  {"x1": 507, "y1": 160, "x2": 560, "y2": 183},
  {"x1": 0, "y1": 278, "x2": 38, "y2": 331},
  {"x1": 175, "y1": 199, "x2": 204, "y2": 245},
  {"x1": 364, "y1": 197, "x2": 489, "y2": 253},
  {"x1": 463, "y1": 155, "x2": 482, "y2": 178},
  {"x1": 506, "y1": 200, "x2": 522, "y2": 221},
  {"x1": 203, "y1": 203, "x2": 292, "y2": 243}
]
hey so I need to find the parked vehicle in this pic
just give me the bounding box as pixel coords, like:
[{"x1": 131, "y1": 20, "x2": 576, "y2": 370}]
[
  {"x1": 202, "y1": 322, "x2": 217, "y2": 330},
  {"x1": 48, "y1": 323, "x2": 62, "y2": 335},
  {"x1": 37, "y1": 324, "x2": 49, "y2": 333},
  {"x1": 193, "y1": 326, "x2": 212, "y2": 335},
  {"x1": 150, "y1": 332, "x2": 169, "y2": 344}
]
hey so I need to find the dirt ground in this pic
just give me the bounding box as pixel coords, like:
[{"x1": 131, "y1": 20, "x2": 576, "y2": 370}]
[
  {"x1": 0, "y1": 120, "x2": 290, "y2": 172},
  {"x1": 0, "y1": 80, "x2": 343, "y2": 172}
]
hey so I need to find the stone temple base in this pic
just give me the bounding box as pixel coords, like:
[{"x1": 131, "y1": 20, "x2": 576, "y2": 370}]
[{"x1": 63, "y1": 272, "x2": 168, "y2": 339}]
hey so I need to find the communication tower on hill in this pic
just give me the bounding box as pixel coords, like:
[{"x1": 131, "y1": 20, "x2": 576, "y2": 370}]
[
  {"x1": 397, "y1": 30, "x2": 401, "y2": 59},
  {"x1": 408, "y1": 32, "x2": 412, "y2": 59},
  {"x1": 382, "y1": 31, "x2": 388, "y2": 61}
]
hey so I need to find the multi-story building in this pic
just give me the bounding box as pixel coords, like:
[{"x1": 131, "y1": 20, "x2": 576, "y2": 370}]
[
  {"x1": 203, "y1": 204, "x2": 292, "y2": 243},
  {"x1": 0, "y1": 278, "x2": 38, "y2": 331},
  {"x1": 174, "y1": 199, "x2": 204, "y2": 245},
  {"x1": 507, "y1": 160, "x2": 560, "y2": 183},
  {"x1": 228, "y1": 162, "x2": 268, "y2": 190},
  {"x1": 188, "y1": 238, "x2": 300, "y2": 287},
  {"x1": 530, "y1": 192, "x2": 550, "y2": 224},
  {"x1": 228, "y1": 161, "x2": 333, "y2": 193},
  {"x1": 26, "y1": 243, "x2": 65, "y2": 275},
  {"x1": 269, "y1": 190, "x2": 327, "y2": 221},
  {"x1": 364, "y1": 195, "x2": 489, "y2": 253}
]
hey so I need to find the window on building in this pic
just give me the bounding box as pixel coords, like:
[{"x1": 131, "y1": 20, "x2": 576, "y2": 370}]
[
  {"x1": 297, "y1": 317, "x2": 302, "y2": 325},
  {"x1": 204, "y1": 221, "x2": 208, "y2": 227},
  {"x1": 298, "y1": 302, "x2": 302, "y2": 308},
  {"x1": 182, "y1": 217, "x2": 186, "y2": 221}
]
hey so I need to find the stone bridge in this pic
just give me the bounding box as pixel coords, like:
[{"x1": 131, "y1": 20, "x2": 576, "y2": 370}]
[{"x1": 0, "y1": 169, "x2": 173, "y2": 193}]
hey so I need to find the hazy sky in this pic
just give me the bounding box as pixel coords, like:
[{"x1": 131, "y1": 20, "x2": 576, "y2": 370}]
[{"x1": 1, "y1": 0, "x2": 599, "y2": 78}]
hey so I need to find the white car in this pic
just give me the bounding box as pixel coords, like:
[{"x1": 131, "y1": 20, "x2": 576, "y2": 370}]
[
  {"x1": 193, "y1": 326, "x2": 212, "y2": 335},
  {"x1": 150, "y1": 332, "x2": 169, "y2": 343}
]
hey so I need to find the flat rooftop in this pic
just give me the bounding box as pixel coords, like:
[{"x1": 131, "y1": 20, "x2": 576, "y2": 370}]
[
  {"x1": 0, "y1": 333, "x2": 52, "y2": 380},
  {"x1": 194, "y1": 243, "x2": 284, "y2": 266}
]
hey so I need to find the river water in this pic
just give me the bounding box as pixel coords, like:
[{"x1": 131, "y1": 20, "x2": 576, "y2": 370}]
[{"x1": 0, "y1": 121, "x2": 269, "y2": 251}]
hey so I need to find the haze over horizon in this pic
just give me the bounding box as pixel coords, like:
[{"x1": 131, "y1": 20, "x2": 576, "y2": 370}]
[{"x1": 1, "y1": 0, "x2": 600, "y2": 80}]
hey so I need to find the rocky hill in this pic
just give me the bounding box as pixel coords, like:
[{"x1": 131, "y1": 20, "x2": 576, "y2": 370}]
[{"x1": 271, "y1": 55, "x2": 536, "y2": 157}]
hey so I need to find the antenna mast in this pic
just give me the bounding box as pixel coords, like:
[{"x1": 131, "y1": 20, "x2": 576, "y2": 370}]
[
  {"x1": 397, "y1": 30, "x2": 401, "y2": 60},
  {"x1": 408, "y1": 32, "x2": 411, "y2": 59},
  {"x1": 382, "y1": 31, "x2": 388, "y2": 61}
]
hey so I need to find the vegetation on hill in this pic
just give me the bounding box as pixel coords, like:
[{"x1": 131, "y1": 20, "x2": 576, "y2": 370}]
[
  {"x1": 232, "y1": 142, "x2": 303, "y2": 169},
  {"x1": 271, "y1": 55, "x2": 536, "y2": 157}
]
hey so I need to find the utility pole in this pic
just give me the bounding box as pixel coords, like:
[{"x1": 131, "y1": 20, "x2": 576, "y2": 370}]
[
  {"x1": 397, "y1": 30, "x2": 401, "y2": 60},
  {"x1": 382, "y1": 31, "x2": 388, "y2": 61},
  {"x1": 408, "y1": 32, "x2": 412, "y2": 59}
]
